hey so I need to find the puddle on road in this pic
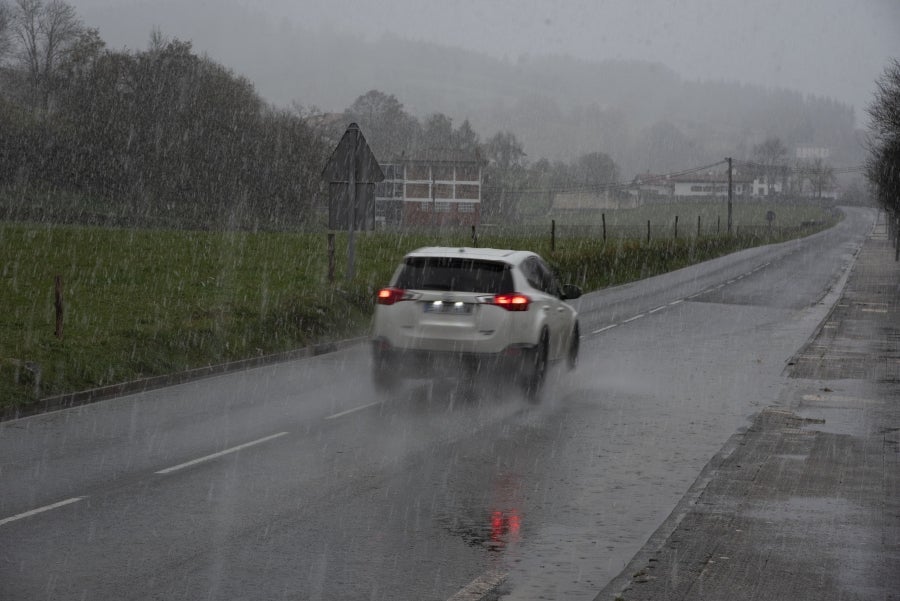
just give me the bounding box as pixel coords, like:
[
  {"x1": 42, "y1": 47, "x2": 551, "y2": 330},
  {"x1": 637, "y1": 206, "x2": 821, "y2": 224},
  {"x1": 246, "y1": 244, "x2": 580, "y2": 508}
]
[{"x1": 437, "y1": 509, "x2": 522, "y2": 552}]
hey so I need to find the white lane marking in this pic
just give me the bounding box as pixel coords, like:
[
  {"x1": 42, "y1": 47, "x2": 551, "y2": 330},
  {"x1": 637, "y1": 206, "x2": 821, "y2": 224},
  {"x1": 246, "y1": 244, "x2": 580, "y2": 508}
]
[
  {"x1": 623, "y1": 314, "x2": 645, "y2": 323},
  {"x1": 592, "y1": 324, "x2": 618, "y2": 334},
  {"x1": 648, "y1": 305, "x2": 667, "y2": 314},
  {"x1": 0, "y1": 497, "x2": 85, "y2": 527},
  {"x1": 324, "y1": 401, "x2": 382, "y2": 420},
  {"x1": 727, "y1": 279, "x2": 736, "y2": 284},
  {"x1": 715, "y1": 284, "x2": 725, "y2": 289},
  {"x1": 687, "y1": 292, "x2": 704, "y2": 299},
  {"x1": 668, "y1": 299, "x2": 684, "y2": 306},
  {"x1": 155, "y1": 432, "x2": 288, "y2": 475},
  {"x1": 447, "y1": 569, "x2": 508, "y2": 601}
]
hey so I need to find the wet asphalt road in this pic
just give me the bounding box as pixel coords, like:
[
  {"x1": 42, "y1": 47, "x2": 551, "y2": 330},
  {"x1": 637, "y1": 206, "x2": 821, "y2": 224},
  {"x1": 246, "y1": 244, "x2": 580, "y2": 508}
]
[{"x1": 0, "y1": 206, "x2": 876, "y2": 600}]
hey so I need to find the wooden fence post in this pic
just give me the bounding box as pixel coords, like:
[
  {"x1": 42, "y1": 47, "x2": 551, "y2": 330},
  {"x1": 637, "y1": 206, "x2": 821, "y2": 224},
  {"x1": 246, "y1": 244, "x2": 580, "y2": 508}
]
[
  {"x1": 54, "y1": 275, "x2": 63, "y2": 340},
  {"x1": 674, "y1": 215, "x2": 678, "y2": 239},
  {"x1": 327, "y1": 233, "x2": 335, "y2": 283},
  {"x1": 647, "y1": 220, "x2": 651, "y2": 244},
  {"x1": 551, "y1": 219, "x2": 556, "y2": 251},
  {"x1": 602, "y1": 213, "x2": 606, "y2": 242}
]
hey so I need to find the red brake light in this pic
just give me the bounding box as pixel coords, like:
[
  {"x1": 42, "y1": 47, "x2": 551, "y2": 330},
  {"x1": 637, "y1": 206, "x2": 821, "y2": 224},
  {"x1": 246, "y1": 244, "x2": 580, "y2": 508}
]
[
  {"x1": 493, "y1": 293, "x2": 530, "y2": 311},
  {"x1": 376, "y1": 287, "x2": 407, "y2": 305}
]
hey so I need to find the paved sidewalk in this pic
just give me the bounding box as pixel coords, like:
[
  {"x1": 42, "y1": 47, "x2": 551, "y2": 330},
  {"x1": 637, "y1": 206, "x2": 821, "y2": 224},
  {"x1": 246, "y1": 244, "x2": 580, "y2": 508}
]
[{"x1": 596, "y1": 214, "x2": 900, "y2": 600}]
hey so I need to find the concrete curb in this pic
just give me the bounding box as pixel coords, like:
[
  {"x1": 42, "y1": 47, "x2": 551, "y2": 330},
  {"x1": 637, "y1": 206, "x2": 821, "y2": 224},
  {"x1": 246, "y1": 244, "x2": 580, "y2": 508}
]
[
  {"x1": 1, "y1": 336, "x2": 368, "y2": 422},
  {"x1": 592, "y1": 418, "x2": 750, "y2": 601}
]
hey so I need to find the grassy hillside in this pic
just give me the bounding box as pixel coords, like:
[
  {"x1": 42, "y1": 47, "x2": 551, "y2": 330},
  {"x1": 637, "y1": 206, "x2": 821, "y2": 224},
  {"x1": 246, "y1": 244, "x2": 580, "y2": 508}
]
[{"x1": 0, "y1": 205, "x2": 838, "y2": 411}]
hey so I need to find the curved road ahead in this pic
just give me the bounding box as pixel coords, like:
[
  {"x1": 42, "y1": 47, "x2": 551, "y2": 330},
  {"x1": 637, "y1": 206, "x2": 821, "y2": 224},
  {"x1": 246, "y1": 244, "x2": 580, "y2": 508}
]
[{"x1": 0, "y1": 206, "x2": 876, "y2": 600}]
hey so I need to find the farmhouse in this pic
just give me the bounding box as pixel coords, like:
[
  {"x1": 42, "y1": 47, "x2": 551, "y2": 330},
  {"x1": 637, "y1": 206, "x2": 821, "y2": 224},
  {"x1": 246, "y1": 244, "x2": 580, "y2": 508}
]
[
  {"x1": 631, "y1": 171, "x2": 754, "y2": 200},
  {"x1": 374, "y1": 149, "x2": 482, "y2": 227}
]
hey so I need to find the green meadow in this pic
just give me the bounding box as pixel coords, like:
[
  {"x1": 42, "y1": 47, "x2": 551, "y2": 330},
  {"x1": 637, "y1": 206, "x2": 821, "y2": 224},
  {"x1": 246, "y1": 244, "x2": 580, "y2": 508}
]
[{"x1": 0, "y1": 201, "x2": 838, "y2": 411}]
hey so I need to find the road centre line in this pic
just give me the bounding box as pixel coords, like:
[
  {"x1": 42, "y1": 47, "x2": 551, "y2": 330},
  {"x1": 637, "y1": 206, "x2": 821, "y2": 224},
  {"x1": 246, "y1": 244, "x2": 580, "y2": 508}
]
[
  {"x1": 668, "y1": 299, "x2": 684, "y2": 306},
  {"x1": 155, "y1": 432, "x2": 288, "y2": 475},
  {"x1": 324, "y1": 401, "x2": 382, "y2": 420},
  {"x1": 592, "y1": 324, "x2": 618, "y2": 334},
  {"x1": 622, "y1": 314, "x2": 645, "y2": 323},
  {"x1": 648, "y1": 305, "x2": 667, "y2": 314},
  {"x1": 0, "y1": 497, "x2": 85, "y2": 527},
  {"x1": 447, "y1": 569, "x2": 508, "y2": 601}
]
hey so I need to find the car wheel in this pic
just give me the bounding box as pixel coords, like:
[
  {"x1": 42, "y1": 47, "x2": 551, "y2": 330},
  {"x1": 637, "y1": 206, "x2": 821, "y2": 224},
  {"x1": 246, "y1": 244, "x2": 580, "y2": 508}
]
[
  {"x1": 567, "y1": 322, "x2": 580, "y2": 371},
  {"x1": 522, "y1": 331, "x2": 549, "y2": 402}
]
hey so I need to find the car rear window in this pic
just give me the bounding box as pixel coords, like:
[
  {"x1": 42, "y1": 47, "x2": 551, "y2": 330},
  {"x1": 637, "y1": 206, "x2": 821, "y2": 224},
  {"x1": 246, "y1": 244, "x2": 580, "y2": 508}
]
[{"x1": 395, "y1": 257, "x2": 514, "y2": 293}]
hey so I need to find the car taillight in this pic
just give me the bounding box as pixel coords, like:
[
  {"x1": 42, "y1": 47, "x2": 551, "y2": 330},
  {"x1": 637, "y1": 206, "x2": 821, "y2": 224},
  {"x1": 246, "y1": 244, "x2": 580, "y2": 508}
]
[
  {"x1": 376, "y1": 287, "x2": 408, "y2": 305},
  {"x1": 492, "y1": 293, "x2": 530, "y2": 311}
]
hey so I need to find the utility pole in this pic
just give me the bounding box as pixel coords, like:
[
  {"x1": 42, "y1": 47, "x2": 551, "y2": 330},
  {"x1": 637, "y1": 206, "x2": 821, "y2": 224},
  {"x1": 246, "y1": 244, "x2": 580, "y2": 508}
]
[{"x1": 726, "y1": 157, "x2": 733, "y2": 235}]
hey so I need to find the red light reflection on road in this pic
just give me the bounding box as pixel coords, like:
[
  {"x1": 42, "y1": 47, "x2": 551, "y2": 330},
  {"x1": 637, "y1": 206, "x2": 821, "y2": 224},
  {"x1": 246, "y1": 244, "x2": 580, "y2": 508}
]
[{"x1": 490, "y1": 509, "x2": 522, "y2": 547}]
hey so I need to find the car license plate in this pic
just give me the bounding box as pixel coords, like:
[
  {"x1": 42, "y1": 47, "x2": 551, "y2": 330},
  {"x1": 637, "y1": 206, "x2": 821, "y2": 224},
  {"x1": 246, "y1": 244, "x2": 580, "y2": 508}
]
[{"x1": 423, "y1": 301, "x2": 472, "y2": 314}]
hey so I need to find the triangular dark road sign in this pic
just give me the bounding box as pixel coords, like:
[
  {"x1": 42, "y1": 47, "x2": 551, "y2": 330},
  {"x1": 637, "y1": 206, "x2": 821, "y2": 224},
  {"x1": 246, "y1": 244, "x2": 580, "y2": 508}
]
[{"x1": 322, "y1": 123, "x2": 384, "y2": 184}]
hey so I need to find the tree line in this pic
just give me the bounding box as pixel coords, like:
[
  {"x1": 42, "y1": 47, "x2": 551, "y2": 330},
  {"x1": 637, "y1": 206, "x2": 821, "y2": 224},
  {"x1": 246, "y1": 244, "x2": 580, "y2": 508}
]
[
  {"x1": 0, "y1": 0, "x2": 623, "y2": 228},
  {"x1": 341, "y1": 89, "x2": 620, "y2": 222},
  {"x1": 0, "y1": 0, "x2": 328, "y2": 230},
  {"x1": 868, "y1": 59, "x2": 900, "y2": 222}
]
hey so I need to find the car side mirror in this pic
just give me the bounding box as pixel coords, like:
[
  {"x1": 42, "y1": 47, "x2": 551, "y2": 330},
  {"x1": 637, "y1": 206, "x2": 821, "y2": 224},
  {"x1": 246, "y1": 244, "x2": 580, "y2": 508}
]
[{"x1": 560, "y1": 284, "x2": 582, "y2": 300}]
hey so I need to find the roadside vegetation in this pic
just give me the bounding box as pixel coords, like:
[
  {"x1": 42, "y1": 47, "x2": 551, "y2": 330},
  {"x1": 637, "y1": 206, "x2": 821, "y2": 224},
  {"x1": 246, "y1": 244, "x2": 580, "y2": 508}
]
[
  {"x1": 1, "y1": 204, "x2": 838, "y2": 411},
  {"x1": 0, "y1": 1, "x2": 849, "y2": 413}
]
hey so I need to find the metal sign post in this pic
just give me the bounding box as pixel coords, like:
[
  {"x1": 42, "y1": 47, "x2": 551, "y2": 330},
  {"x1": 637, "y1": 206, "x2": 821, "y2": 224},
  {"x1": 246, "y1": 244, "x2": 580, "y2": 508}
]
[{"x1": 321, "y1": 123, "x2": 383, "y2": 282}]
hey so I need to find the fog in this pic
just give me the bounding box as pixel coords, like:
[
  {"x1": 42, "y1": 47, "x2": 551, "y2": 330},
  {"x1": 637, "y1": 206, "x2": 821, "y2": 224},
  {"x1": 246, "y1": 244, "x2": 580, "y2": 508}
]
[{"x1": 69, "y1": 0, "x2": 899, "y2": 119}]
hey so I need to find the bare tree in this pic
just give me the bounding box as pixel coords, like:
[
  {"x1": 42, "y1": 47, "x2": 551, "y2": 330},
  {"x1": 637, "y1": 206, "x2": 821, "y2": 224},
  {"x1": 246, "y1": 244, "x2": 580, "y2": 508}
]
[
  {"x1": 0, "y1": 0, "x2": 12, "y2": 62},
  {"x1": 753, "y1": 136, "x2": 788, "y2": 196},
  {"x1": 805, "y1": 158, "x2": 835, "y2": 198},
  {"x1": 867, "y1": 59, "x2": 900, "y2": 216},
  {"x1": 11, "y1": 0, "x2": 82, "y2": 112}
]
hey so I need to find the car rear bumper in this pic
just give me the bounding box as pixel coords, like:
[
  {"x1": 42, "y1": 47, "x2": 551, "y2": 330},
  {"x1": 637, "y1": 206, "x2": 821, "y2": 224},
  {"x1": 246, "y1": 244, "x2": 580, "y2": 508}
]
[{"x1": 372, "y1": 337, "x2": 536, "y2": 379}]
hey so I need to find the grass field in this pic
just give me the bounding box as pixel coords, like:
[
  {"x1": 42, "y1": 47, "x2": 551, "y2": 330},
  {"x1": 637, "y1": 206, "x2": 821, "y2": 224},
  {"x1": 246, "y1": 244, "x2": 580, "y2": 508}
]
[{"x1": 0, "y1": 202, "x2": 839, "y2": 411}]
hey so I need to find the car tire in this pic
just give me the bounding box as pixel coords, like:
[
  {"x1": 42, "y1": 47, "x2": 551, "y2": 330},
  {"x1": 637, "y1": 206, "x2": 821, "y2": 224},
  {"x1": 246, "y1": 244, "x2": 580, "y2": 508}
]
[
  {"x1": 567, "y1": 322, "x2": 580, "y2": 371},
  {"x1": 522, "y1": 331, "x2": 549, "y2": 402}
]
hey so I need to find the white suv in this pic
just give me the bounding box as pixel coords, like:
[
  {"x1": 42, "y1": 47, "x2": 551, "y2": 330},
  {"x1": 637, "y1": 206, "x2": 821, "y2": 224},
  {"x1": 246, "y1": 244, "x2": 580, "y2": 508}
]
[{"x1": 371, "y1": 247, "x2": 582, "y2": 399}]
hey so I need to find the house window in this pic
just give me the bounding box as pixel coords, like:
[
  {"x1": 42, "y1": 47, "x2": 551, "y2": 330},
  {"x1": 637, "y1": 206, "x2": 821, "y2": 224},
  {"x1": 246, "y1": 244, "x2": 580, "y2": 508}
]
[
  {"x1": 456, "y1": 184, "x2": 479, "y2": 199},
  {"x1": 406, "y1": 183, "x2": 430, "y2": 198},
  {"x1": 435, "y1": 202, "x2": 451, "y2": 212},
  {"x1": 407, "y1": 164, "x2": 429, "y2": 180},
  {"x1": 458, "y1": 203, "x2": 475, "y2": 213},
  {"x1": 432, "y1": 165, "x2": 454, "y2": 181},
  {"x1": 456, "y1": 164, "x2": 479, "y2": 182},
  {"x1": 434, "y1": 183, "x2": 453, "y2": 199}
]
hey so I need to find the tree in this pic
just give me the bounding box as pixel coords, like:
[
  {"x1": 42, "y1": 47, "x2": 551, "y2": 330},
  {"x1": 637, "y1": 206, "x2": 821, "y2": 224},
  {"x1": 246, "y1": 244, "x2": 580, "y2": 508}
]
[
  {"x1": 804, "y1": 158, "x2": 835, "y2": 199},
  {"x1": 418, "y1": 112, "x2": 453, "y2": 148},
  {"x1": 482, "y1": 131, "x2": 527, "y2": 220},
  {"x1": 344, "y1": 89, "x2": 419, "y2": 159},
  {"x1": 570, "y1": 151, "x2": 619, "y2": 189},
  {"x1": 753, "y1": 136, "x2": 788, "y2": 196},
  {"x1": 10, "y1": 0, "x2": 83, "y2": 112},
  {"x1": 453, "y1": 119, "x2": 479, "y2": 153},
  {"x1": 0, "y1": 0, "x2": 12, "y2": 62},
  {"x1": 867, "y1": 59, "x2": 900, "y2": 216}
]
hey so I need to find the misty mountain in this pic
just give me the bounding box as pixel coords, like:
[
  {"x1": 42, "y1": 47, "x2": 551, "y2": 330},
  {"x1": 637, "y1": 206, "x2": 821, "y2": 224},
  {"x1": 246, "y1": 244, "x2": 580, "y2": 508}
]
[{"x1": 79, "y1": 0, "x2": 863, "y2": 176}]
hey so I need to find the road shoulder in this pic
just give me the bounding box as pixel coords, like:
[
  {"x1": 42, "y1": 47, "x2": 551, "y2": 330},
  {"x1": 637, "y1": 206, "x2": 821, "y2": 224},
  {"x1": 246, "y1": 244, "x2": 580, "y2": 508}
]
[{"x1": 596, "y1": 216, "x2": 900, "y2": 601}]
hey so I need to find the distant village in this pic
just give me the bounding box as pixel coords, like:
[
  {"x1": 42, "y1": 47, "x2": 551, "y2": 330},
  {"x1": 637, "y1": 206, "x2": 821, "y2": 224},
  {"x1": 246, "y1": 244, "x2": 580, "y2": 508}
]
[{"x1": 372, "y1": 145, "x2": 837, "y2": 228}]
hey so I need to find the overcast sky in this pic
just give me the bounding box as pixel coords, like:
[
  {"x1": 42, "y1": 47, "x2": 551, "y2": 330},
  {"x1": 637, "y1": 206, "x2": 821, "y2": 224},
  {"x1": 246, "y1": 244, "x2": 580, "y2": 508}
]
[{"x1": 71, "y1": 0, "x2": 899, "y2": 118}]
